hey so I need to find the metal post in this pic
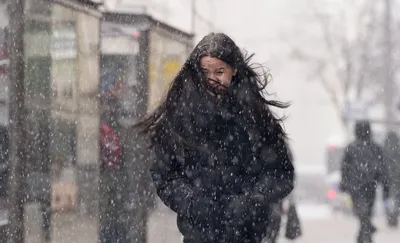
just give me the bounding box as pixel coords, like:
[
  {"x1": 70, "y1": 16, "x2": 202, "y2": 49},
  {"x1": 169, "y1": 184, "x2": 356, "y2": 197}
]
[
  {"x1": 7, "y1": 0, "x2": 26, "y2": 243},
  {"x1": 123, "y1": 28, "x2": 150, "y2": 243},
  {"x1": 384, "y1": 0, "x2": 394, "y2": 131},
  {"x1": 191, "y1": 0, "x2": 196, "y2": 35}
]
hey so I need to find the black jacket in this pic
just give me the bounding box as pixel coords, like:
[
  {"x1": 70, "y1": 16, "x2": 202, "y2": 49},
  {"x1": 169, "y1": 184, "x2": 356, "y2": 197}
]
[
  {"x1": 341, "y1": 139, "x2": 389, "y2": 196},
  {"x1": 150, "y1": 110, "x2": 294, "y2": 243}
]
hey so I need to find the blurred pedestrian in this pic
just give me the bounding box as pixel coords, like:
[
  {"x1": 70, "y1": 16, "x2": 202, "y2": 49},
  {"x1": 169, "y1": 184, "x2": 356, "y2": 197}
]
[
  {"x1": 340, "y1": 120, "x2": 389, "y2": 243},
  {"x1": 99, "y1": 94, "x2": 125, "y2": 243},
  {"x1": 136, "y1": 32, "x2": 294, "y2": 243},
  {"x1": 383, "y1": 131, "x2": 400, "y2": 227}
]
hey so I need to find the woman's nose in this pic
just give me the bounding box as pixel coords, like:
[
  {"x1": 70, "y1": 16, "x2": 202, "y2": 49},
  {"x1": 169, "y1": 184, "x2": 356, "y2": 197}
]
[
  {"x1": 207, "y1": 72, "x2": 217, "y2": 81},
  {"x1": 208, "y1": 74, "x2": 222, "y2": 84}
]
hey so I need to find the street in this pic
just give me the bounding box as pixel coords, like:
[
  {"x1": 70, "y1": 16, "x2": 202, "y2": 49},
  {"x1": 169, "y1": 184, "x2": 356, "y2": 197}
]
[{"x1": 148, "y1": 202, "x2": 400, "y2": 243}]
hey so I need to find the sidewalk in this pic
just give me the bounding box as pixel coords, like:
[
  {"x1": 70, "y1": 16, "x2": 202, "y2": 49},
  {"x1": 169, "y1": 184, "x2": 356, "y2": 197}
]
[
  {"x1": 147, "y1": 204, "x2": 182, "y2": 243},
  {"x1": 147, "y1": 203, "x2": 400, "y2": 243},
  {"x1": 25, "y1": 203, "x2": 97, "y2": 243},
  {"x1": 291, "y1": 214, "x2": 400, "y2": 243},
  {"x1": 25, "y1": 201, "x2": 400, "y2": 243}
]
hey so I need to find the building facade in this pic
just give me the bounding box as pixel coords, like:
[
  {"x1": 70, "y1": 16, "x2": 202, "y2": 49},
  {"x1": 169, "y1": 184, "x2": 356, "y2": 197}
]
[{"x1": 1, "y1": 1, "x2": 102, "y2": 242}]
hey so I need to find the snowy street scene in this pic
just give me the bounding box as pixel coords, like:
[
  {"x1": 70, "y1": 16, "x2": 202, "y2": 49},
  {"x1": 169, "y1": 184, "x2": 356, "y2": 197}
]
[{"x1": 2, "y1": 0, "x2": 400, "y2": 243}]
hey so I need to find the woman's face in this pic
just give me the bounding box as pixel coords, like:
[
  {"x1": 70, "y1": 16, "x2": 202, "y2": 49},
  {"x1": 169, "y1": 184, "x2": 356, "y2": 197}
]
[{"x1": 200, "y1": 56, "x2": 237, "y2": 94}]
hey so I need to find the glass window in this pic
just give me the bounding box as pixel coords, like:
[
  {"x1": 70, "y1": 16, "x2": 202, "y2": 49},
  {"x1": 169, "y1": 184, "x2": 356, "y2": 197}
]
[
  {"x1": 22, "y1": 2, "x2": 101, "y2": 242},
  {"x1": 148, "y1": 31, "x2": 189, "y2": 112},
  {"x1": 100, "y1": 21, "x2": 140, "y2": 124}
]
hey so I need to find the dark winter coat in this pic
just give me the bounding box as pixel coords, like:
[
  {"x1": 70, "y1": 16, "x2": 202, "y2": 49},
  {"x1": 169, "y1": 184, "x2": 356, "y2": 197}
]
[
  {"x1": 340, "y1": 122, "x2": 389, "y2": 199},
  {"x1": 150, "y1": 101, "x2": 294, "y2": 243}
]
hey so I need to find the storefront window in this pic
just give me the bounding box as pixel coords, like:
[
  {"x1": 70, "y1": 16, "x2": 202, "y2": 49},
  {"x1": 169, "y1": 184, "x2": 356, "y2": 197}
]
[
  {"x1": 22, "y1": 1, "x2": 101, "y2": 242},
  {"x1": 98, "y1": 21, "x2": 140, "y2": 242},
  {"x1": 75, "y1": 11, "x2": 100, "y2": 222},
  {"x1": 50, "y1": 4, "x2": 78, "y2": 167},
  {"x1": 148, "y1": 30, "x2": 188, "y2": 112},
  {"x1": 100, "y1": 21, "x2": 140, "y2": 123}
]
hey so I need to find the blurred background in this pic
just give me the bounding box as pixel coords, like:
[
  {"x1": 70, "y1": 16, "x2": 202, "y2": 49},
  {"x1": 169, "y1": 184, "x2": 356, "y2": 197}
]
[{"x1": 1, "y1": 0, "x2": 400, "y2": 242}]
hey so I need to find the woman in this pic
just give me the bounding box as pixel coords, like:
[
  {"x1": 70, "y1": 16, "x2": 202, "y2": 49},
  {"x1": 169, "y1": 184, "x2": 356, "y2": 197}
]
[{"x1": 137, "y1": 33, "x2": 294, "y2": 243}]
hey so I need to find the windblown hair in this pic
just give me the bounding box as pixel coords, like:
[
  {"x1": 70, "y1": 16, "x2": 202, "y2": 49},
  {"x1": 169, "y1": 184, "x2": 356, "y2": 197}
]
[{"x1": 135, "y1": 33, "x2": 289, "y2": 146}]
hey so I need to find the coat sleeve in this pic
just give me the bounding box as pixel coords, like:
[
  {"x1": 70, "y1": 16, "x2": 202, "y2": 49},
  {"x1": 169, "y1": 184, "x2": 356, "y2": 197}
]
[
  {"x1": 377, "y1": 146, "x2": 390, "y2": 199},
  {"x1": 340, "y1": 146, "x2": 352, "y2": 191},
  {"x1": 250, "y1": 129, "x2": 295, "y2": 205},
  {"x1": 149, "y1": 141, "x2": 194, "y2": 216}
]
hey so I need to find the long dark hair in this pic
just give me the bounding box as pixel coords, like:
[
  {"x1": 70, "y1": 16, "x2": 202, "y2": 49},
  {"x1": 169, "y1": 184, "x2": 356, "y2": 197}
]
[{"x1": 136, "y1": 33, "x2": 289, "y2": 147}]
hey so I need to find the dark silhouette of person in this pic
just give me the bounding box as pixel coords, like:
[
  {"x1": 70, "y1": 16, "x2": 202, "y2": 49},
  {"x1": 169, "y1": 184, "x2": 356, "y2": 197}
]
[{"x1": 340, "y1": 120, "x2": 389, "y2": 243}]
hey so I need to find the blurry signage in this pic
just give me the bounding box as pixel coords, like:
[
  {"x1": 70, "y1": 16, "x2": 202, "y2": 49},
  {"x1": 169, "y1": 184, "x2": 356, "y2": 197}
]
[
  {"x1": 101, "y1": 36, "x2": 139, "y2": 55},
  {"x1": 149, "y1": 57, "x2": 181, "y2": 86},
  {"x1": 344, "y1": 101, "x2": 369, "y2": 121},
  {"x1": 100, "y1": 22, "x2": 140, "y2": 55},
  {"x1": 147, "y1": 30, "x2": 189, "y2": 112},
  {"x1": 163, "y1": 59, "x2": 181, "y2": 83},
  {"x1": 51, "y1": 28, "x2": 77, "y2": 60}
]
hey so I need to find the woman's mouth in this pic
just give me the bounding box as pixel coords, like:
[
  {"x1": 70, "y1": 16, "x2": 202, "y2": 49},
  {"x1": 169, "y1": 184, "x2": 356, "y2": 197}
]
[
  {"x1": 208, "y1": 84, "x2": 228, "y2": 96},
  {"x1": 216, "y1": 84, "x2": 228, "y2": 91},
  {"x1": 207, "y1": 80, "x2": 228, "y2": 93}
]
